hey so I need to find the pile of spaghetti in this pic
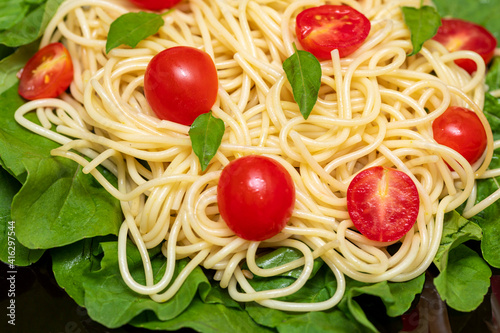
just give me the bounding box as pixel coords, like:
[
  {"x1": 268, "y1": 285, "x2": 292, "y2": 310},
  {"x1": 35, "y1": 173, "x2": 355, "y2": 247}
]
[{"x1": 14, "y1": 0, "x2": 497, "y2": 312}]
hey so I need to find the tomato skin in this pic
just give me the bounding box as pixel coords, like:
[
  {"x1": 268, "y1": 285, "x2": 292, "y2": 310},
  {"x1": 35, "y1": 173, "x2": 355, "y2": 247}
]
[
  {"x1": 217, "y1": 155, "x2": 296, "y2": 241},
  {"x1": 18, "y1": 43, "x2": 74, "y2": 100},
  {"x1": 347, "y1": 166, "x2": 419, "y2": 242},
  {"x1": 432, "y1": 18, "x2": 497, "y2": 74},
  {"x1": 295, "y1": 5, "x2": 371, "y2": 59},
  {"x1": 432, "y1": 106, "x2": 487, "y2": 166},
  {"x1": 128, "y1": 0, "x2": 182, "y2": 10},
  {"x1": 144, "y1": 46, "x2": 218, "y2": 126}
]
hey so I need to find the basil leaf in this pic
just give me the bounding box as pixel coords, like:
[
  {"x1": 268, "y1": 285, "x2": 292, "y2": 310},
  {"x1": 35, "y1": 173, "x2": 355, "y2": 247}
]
[
  {"x1": 283, "y1": 47, "x2": 321, "y2": 120},
  {"x1": 189, "y1": 112, "x2": 225, "y2": 172},
  {"x1": 402, "y1": 5, "x2": 441, "y2": 56},
  {"x1": 433, "y1": 244, "x2": 491, "y2": 312},
  {"x1": 106, "y1": 11, "x2": 164, "y2": 53}
]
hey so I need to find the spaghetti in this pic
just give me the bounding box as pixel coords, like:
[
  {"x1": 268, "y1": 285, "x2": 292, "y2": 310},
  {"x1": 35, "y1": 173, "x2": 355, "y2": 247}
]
[{"x1": 14, "y1": 0, "x2": 498, "y2": 312}]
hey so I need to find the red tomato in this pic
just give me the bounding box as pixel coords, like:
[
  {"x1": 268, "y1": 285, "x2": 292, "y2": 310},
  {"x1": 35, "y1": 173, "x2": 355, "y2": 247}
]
[
  {"x1": 295, "y1": 5, "x2": 371, "y2": 59},
  {"x1": 128, "y1": 0, "x2": 182, "y2": 10},
  {"x1": 432, "y1": 18, "x2": 497, "y2": 74},
  {"x1": 217, "y1": 155, "x2": 295, "y2": 241},
  {"x1": 18, "y1": 43, "x2": 74, "y2": 100},
  {"x1": 432, "y1": 106, "x2": 487, "y2": 166},
  {"x1": 347, "y1": 166, "x2": 420, "y2": 242},
  {"x1": 144, "y1": 46, "x2": 218, "y2": 126}
]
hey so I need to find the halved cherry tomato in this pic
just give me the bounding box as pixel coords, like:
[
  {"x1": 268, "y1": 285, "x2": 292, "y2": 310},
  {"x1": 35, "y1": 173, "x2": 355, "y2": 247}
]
[
  {"x1": 144, "y1": 46, "x2": 218, "y2": 126},
  {"x1": 295, "y1": 5, "x2": 371, "y2": 59},
  {"x1": 128, "y1": 0, "x2": 182, "y2": 10},
  {"x1": 18, "y1": 42, "x2": 73, "y2": 100},
  {"x1": 347, "y1": 166, "x2": 420, "y2": 242},
  {"x1": 432, "y1": 18, "x2": 497, "y2": 74},
  {"x1": 432, "y1": 106, "x2": 487, "y2": 166},
  {"x1": 217, "y1": 155, "x2": 295, "y2": 241}
]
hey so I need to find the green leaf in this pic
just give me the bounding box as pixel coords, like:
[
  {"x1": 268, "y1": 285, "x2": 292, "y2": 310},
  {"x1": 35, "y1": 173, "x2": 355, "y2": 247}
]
[
  {"x1": 189, "y1": 112, "x2": 225, "y2": 171},
  {"x1": 52, "y1": 238, "x2": 265, "y2": 331},
  {"x1": 433, "y1": 244, "x2": 491, "y2": 312},
  {"x1": 0, "y1": 43, "x2": 38, "y2": 96},
  {"x1": 246, "y1": 304, "x2": 365, "y2": 333},
  {"x1": 283, "y1": 46, "x2": 321, "y2": 120},
  {"x1": 402, "y1": 5, "x2": 442, "y2": 56},
  {"x1": 433, "y1": 0, "x2": 500, "y2": 41},
  {"x1": 0, "y1": 0, "x2": 65, "y2": 47},
  {"x1": 133, "y1": 298, "x2": 272, "y2": 333},
  {"x1": 0, "y1": 85, "x2": 122, "y2": 249},
  {"x1": 433, "y1": 211, "x2": 483, "y2": 272},
  {"x1": 106, "y1": 11, "x2": 164, "y2": 53},
  {"x1": 0, "y1": 167, "x2": 44, "y2": 266},
  {"x1": 468, "y1": 74, "x2": 500, "y2": 268},
  {"x1": 0, "y1": 1, "x2": 29, "y2": 31},
  {"x1": 249, "y1": 247, "x2": 323, "y2": 279},
  {"x1": 339, "y1": 274, "x2": 425, "y2": 331}
]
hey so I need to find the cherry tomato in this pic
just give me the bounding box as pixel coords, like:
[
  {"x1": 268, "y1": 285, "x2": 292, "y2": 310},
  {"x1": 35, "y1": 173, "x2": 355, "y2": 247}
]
[
  {"x1": 432, "y1": 106, "x2": 487, "y2": 166},
  {"x1": 432, "y1": 18, "x2": 497, "y2": 74},
  {"x1": 347, "y1": 166, "x2": 420, "y2": 242},
  {"x1": 144, "y1": 46, "x2": 218, "y2": 126},
  {"x1": 18, "y1": 43, "x2": 74, "y2": 100},
  {"x1": 295, "y1": 5, "x2": 371, "y2": 59},
  {"x1": 128, "y1": 0, "x2": 182, "y2": 10},
  {"x1": 217, "y1": 155, "x2": 296, "y2": 241}
]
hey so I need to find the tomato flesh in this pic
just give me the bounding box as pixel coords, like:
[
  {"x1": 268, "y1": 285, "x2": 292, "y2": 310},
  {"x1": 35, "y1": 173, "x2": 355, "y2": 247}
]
[
  {"x1": 347, "y1": 166, "x2": 419, "y2": 242},
  {"x1": 128, "y1": 0, "x2": 182, "y2": 10},
  {"x1": 432, "y1": 106, "x2": 487, "y2": 166},
  {"x1": 18, "y1": 43, "x2": 74, "y2": 100},
  {"x1": 432, "y1": 18, "x2": 497, "y2": 74},
  {"x1": 295, "y1": 5, "x2": 371, "y2": 59},
  {"x1": 144, "y1": 46, "x2": 218, "y2": 126},
  {"x1": 217, "y1": 155, "x2": 295, "y2": 241}
]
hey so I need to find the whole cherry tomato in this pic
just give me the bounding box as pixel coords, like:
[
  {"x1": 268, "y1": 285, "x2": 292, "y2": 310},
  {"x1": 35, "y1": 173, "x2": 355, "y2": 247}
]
[
  {"x1": 432, "y1": 106, "x2": 487, "y2": 166},
  {"x1": 347, "y1": 166, "x2": 420, "y2": 242},
  {"x1": 128, "y1": 0, "x2": 182, "y2": 11},
  {"x1": 217, "y1": 155, "x2": 296, "y2": 241},
  {"x1": 18, "y1": 43, "x2": 74, "y2": 100},
  {"x1": 295, "y1": 5, "x2": 371, "y2": 59},
  {"x1": 144, "y1": 46, "x2": 218, "y2": 126},
  {"x1": 432, "y1": 18, "x2": 497, "y2": 74}
]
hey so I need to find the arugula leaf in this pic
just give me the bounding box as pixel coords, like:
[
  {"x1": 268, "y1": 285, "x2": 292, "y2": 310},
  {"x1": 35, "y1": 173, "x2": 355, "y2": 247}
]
[
  {"x1": 106, "y1": 11, "x2": 164, "y2": 53},
  {"x1": 433, "y1": 244, "x2": 491, "y2": 312},
  {"x1": 402, "y1": 5, "x2": 441, "y2": 56},
  {"x1": 283, "y1": 46, "x2": 321, "y2": 120},
  {"x1": 338, "y1": 275, "x2": 425, "y2": 332},
  {"x1": 0, "y1": 167, "x2": 44, "y2": 266},
  {"x1": 433, "y1": 211, "x2": 483, "y2": 272},
  {"x1": 0, "y1": 0, "x2": 65, "y2": 47},
  {"x1": 189, "y1": 112, "x2": 225, "y2": 171}
]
